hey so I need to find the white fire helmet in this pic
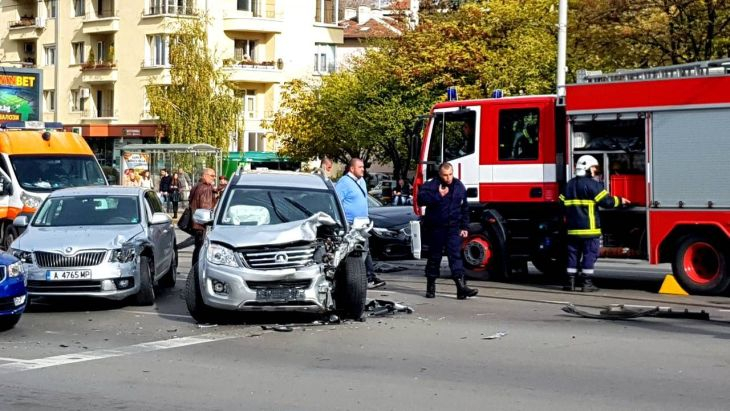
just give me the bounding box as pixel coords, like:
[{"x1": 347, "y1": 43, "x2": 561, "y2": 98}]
[{"x1": 575, "y1": 155, "x2": 599, "y2": 177}]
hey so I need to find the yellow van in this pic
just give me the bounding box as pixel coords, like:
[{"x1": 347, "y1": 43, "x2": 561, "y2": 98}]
[{"x1": 0, "y1": 121, "x2": 107, "y2": 247}]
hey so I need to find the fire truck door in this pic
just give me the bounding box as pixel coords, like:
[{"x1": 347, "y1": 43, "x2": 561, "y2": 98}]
[{"x1": 424, "y1": 106, "x2": 481, "y2": 200}]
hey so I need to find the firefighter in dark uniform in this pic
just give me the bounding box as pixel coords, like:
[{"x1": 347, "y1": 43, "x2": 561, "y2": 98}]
[
  {"x1": 418, "y1": 162, "x2": 478, "y2": 299},
  {"x1": 560, "y1": 155, "x2": 630, "y2": 291}
]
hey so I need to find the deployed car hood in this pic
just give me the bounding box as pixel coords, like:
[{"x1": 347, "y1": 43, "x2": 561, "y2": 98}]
[
  {"x1": 369, "y1": 206, "x2": 417, "y2": 229},
  {"x1": 14, "y1": 225, "x2": 144, "y2": 251},
  {"x1": 210, "y1": 212, "x2": 338, "y2": 248}
]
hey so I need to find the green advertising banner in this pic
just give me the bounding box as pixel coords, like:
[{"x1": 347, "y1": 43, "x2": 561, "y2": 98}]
[{"x1": 0, "y1": 67, "x2": 42, "y2": 124}]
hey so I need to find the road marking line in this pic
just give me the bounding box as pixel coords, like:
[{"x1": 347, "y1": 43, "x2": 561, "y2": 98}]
[
  {"x1": 0, "y1": 357, "x2": 35, "y2": 363},
  {"x1": 120, "y1": 309, "x2": 193, "y2": 319},
  {"x1": 0, "y1": 333, "x2": 234, "y2": 375}
]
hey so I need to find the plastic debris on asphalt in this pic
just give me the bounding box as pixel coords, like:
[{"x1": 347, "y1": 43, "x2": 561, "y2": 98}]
[
  {"x1": 373, "y1": 262, "x2": 408, "y2": 273},
  {"x1": 482, "y1": 332, "x2": 507, "y2": 340},
  {"x1": 562, "y1": 303, "x2": 710, "y2": 321},
  {"x1": 365, "y1": 299, "x2": 414, "y2": 317}
]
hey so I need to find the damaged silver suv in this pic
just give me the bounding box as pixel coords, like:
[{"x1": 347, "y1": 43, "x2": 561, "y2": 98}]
[{"x1": 186, "y1": 170, "x2": 371, "y2": 323}]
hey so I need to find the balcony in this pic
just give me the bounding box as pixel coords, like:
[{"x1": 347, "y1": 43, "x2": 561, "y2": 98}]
[
  {"x1": 82, "y1": 108, "x2": 118, "y2": 121},
  {"x1": 141, "y1": 5, "x2": 197, "y2": 19},
  {"x1": 223, "y1": 60, "x2": 284, "y2": 84},
  {"x1": 223, "y1": 10, "x2": 284, "y2": 34},
  {"x1": 82, "y1": 10, "x2": 120, "y2": 34},
  {"x1": 8, "y1": 17, "x2": 45, "y2": 40},
  {"x1": 81, "y1": 63, "x2": 118, "y2": 83}
]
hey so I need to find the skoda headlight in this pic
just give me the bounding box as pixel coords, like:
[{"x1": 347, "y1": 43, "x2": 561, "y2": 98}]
[
  {"x1": 207, "y1": 243, "x2": 238, "y2": 267},
  {"x1": 9, "y1": 248, "x2": 32, "y2": 264},
  {"x1": 372, "y1": 227, "x2": 400, "y2": 239},
  {"x1": 21, "y1": 192, "x2": 42, "y2": 209},
  {"x1": 109, "y1": 246, "x2": 136, "y2": 263},
  {"x1": 7, "y1": 261, "x2": 23, "y2": 277}
]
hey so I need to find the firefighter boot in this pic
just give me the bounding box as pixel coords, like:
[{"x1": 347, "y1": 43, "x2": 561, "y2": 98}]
[
  {"x1": 454, "y1": 277, "x2": 478, "y2": 300},
  {"x1": 426, "y1": 278, "x2": 436, "y2": 298},
  {"x1": 582, "y1": 277, "x2": 600, "y2": 292},
  {"x1": 563, "y1": 275, "x2": 577, "y2": 291}
]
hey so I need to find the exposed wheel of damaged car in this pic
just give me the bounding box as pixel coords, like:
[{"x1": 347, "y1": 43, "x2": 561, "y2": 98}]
[{"x1": 184, "y1": 171, "x2": 370, "y2": 323}]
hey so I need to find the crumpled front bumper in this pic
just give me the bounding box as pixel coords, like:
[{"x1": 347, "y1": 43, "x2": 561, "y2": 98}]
[{"x1": 198, "y1": 257, "x2": 333, "y2": 313}]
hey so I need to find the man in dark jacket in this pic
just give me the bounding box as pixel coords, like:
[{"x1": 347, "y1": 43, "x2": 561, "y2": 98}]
[
  {"x1": 417, "y1": 162, "x2": 478, "y2": 300},
  {"x1": 189, "y1": 168, "x2": 217, "y2": 268},
  {"x1": 159, "y1": 169, "x2": 172, "y2": 212},
  {"x1": 560, "y1": 155, "x2": 630, "y2": 292}
]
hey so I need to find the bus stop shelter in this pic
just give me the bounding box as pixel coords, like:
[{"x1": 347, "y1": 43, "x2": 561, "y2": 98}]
[{"x1": 117, "y1": 143, "x2": 222, "y2": 188}]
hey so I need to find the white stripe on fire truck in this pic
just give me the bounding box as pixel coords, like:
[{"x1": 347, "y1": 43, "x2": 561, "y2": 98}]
[{"x1": 479, "y1": 164, "x2": 557, "y2": 183}]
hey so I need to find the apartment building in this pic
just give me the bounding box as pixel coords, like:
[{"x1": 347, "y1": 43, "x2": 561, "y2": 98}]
[{"x1": 0, "y1": 0, "x2": 342, "y2": 167}]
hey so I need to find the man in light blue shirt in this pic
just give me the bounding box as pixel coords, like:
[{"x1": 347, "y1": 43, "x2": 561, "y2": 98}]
[{"x1": 335, "y1": 158, "x2": 385, "y2": 289}]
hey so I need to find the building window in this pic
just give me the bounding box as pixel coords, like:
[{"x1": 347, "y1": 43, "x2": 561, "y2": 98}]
[
  {"x1": 44, "y1": 90, "x2": 55, "y2": 112},
  {"x1": 237, "y1": 89, "x2": 257, "y2": 119},
  {"x1": 248, "y1": 132, "x2": 267, "y2": 152},
  {"x1": 234, "y1": 39, "x2": 257, "y2": 62},
  {"x1": 74, "y1": 0, "x2": 85, "y2": 17},
  {"x1": 71, "y1": 89, "x2": 86, "y2": 112},
  {"x1": 146, "y1": 34, "x2": 169, "y2": 66},
  {"x1": 72, "y1": 42, "x2": 85, "y2": 65},
  {"x1": 313, "y1": 43, "x2": 336, "y2": 73},
  {"x1": 237, "y1": 0, "x2": 251, "y2": 11},
  {"x1": 315, "y1": 0, "x2": 338, "y2": 24},
  {"x1": 46, "y1": 0, "x2": 57, "y2": 18},
  {"x1": 44, "y1": 45, "x2": 56, "y2": 65}
]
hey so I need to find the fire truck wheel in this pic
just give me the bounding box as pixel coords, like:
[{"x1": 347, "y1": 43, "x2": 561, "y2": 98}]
[
  {"x1": 672, "y1": 235, "x2": 730, "y2": 295},
  {"x1": 530, "y1": 255, "x2": 567, "y2": 280}
]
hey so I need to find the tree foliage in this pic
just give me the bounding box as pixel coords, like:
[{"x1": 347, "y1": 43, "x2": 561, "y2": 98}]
[{"x1": 147, "y1": 16, "x2": 241, "y2": 149}]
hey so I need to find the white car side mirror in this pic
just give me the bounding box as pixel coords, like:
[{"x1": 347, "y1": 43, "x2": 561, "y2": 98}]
[
  {"x1": 13, "y1": 215, "x2": 29, "y2": 227},
  {"x1": 150, "y1": 212, "x2": 171, "y2": 225}
]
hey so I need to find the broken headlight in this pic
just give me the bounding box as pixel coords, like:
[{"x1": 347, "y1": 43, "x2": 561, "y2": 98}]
[
  {"x1": 109, "y1": 247, "x2": 136, "y2": 263},
  {"x1": 371, "y1": 227, "x2": 404, "y2": 239},
  {"x1": 207, "y1": 243, "x2": 238, "y2": 267},
  {"x1": 9, "y1": 248, "x2": 32, "y2": 264},
  {"x1": 7, "y1": 261, "x2": 23, "y2": 277}
]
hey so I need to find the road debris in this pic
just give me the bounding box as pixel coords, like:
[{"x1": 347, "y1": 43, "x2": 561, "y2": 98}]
[
  {"x1": 365, "y1": 299, "x2": 414, "y2": 317},
  {"x1": 481, "y1": 332, "x2": 508, "y2": 340},
  {"x1": 373, "y1": 262, "x2": 408, "y2": 273},
  {"x1": 196, "y1": 324, "x2": 218, "y2": 328},
  {"x1": 562, "y1": 303, "x2": 710, "y2": 321}
]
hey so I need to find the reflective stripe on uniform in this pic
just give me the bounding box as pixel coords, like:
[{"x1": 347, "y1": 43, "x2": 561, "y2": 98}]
[
  {"x1": 613, "y1": 196, "x2": 620, "y2": 207},
  {"x1": 594, "y1": 190, "x2": 608, "y2": 202},
  {"x1": 567, "y1": 228, "x2": 602, "y2": 236},
  {"x1": 562, "y1": 199, "x2": 594, "y2": 206}
]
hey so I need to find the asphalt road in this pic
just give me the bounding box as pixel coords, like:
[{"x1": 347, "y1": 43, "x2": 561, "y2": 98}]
[{"x1": 2, "y1": 232, "x2": 729, "y2": 410}]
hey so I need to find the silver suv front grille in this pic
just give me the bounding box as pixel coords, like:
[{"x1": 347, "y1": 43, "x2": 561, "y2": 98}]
[
  {"x1": 239, "y1": 245, "x2": 316, "y2": 270},
  {"x1": 34, "y1": 251, "x2": 107, "y2": 268}
]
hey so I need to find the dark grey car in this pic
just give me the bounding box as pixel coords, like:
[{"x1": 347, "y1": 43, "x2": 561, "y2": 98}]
[{"x1": 9, "y1": 186, "x2": 177, "y2": 305}]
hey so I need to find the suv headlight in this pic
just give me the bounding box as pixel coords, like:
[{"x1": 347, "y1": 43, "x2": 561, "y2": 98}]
[
  {"x1": 7, "y1": 261, "x2": 23, "y2": 277},
  {"x1": 109, "y1": 247, "x2": 136, "y2": 263},
  {"x1": 207, "y1": 243, "x2": 238, "y2": 267},
  {"x1": 371, "y1": 227, "x2": 402, "y2": 239},
  {"x1": 21, "y1": 192, "x2": 42, "y2": 209},
  {"x1": 9, "y1": 248, "x2": 32, "y2": 264}
]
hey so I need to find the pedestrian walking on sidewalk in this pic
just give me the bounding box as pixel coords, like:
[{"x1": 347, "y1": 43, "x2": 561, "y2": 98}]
[
  {"x1": 189, "y1": 168, "x2": 217, "y2": 268},
  {"x1": 169, "y1": 173, "x2": 181, "y2": 219},
  {"x1": 560, "y1": 155, "x2": 630, "y2": 292},
  {"x1": 417, "y1": 162, "x2": 477, "y2": 300},
  {"x1": 335, "y1": 158, "x2": 385, "y2": 289}
]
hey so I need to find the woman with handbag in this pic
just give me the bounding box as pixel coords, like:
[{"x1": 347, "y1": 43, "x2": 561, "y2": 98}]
[{"x1": 169, "y1": 173, "x2": 181, "y2": 219}]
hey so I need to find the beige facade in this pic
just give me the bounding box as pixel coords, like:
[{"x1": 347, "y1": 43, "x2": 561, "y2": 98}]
[{"x1": 0, "y1": 0, "x2": 342, "y2": 166}]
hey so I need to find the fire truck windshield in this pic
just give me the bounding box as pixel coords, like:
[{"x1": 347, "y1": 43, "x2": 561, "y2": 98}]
[
  {"x1": 425, "y1": 109, "x2": 476, "y2": 178},
  {"x1": 10, "y1": 155, "x2": 107, "y2": 192}
]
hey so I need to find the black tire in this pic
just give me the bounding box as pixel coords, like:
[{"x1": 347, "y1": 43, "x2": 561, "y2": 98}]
[
  {"x1": 158, "y1": 246, "x2": 177, "y2": 288},
  {"x1": 3, "y1": 225, "x2": 18, "y2": 250},
  {"x1": 334, "y1": 256, "x2": 367, "y2": 319},
  {"x1": 134, "y1": 256, "x2": 155, "y2": 306},
  {"x1": 185, "y1": 267, "x2": 217, "y2": 323},
  {"x1": 672, "y1": 235, "x2": 730, "y2": 295},
  {"x1": 0, "y1": 314, "x2": 21, "y2": 331}
]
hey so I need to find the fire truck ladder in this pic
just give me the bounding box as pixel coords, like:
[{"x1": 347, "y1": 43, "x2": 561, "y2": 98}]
[{"x1": 577, "y1": 58, "x2": 730, "y2": 83}]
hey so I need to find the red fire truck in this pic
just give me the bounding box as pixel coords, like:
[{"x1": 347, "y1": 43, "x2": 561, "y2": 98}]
[{"x1": 412, "y1": 59, "x2": 730, "y2": 295}]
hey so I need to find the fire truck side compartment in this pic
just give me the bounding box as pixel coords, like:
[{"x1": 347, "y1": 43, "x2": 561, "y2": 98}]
[{"x1": 651, "y1": 108, "x2": 730, "y2": 208}]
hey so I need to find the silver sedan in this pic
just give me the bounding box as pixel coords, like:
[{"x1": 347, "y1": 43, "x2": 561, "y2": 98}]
[{"x1": 9, "y1": 186, "x2": 177, "y2": 305}]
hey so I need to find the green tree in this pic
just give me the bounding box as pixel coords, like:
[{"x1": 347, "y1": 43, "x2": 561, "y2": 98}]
[{"x1": 147, "y1": 15, "x2": 241, "y2": 149}]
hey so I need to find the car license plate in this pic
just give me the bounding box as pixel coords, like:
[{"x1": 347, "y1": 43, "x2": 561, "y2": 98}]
[
  {"x1": 255, "y1": 288, "x2": 304, "y2": 302},
  {"x1": 46, "y1": 270, "x2": 92, "y2": 281}
]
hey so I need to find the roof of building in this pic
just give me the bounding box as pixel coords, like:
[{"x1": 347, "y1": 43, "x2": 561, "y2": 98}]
[{"x1": 339, "y1": 15, "x2": 403, "y2": 40}]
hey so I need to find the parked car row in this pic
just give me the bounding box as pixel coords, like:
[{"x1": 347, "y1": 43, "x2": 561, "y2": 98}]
[{"x1": 0, "y1": 171, "x2": 420, "y2": 329}]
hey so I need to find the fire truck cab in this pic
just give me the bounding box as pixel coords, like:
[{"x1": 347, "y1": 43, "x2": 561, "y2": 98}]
[{"x1": 414, "y1": 59, "x2": 730, "y2": 295}]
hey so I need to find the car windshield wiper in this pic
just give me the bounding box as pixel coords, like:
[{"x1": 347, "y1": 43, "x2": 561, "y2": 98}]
[
  {"x1": 283, "y1": 197, "x2": 313, "y2": 217},
  {"x1": 267, "y1": 192, "x2": 290, "y2": 223}
]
